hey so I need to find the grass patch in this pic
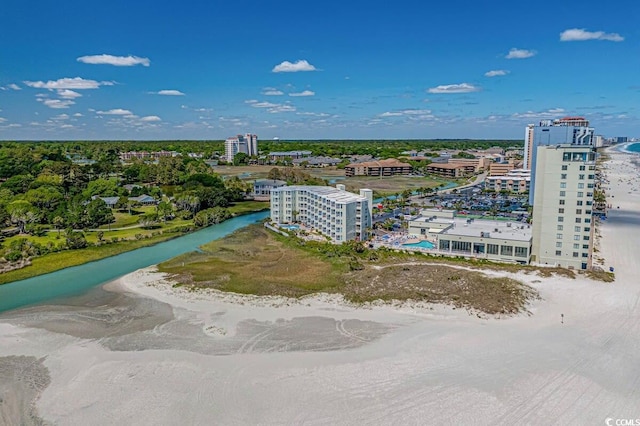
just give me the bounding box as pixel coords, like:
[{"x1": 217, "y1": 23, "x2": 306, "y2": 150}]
[
  {"x1": 228, "y1": 201, "x2": 269, "y2": 215},
  {"x1": 158, "y1": 225, "x2": 540, "y2": 315},
  {"x1": 583, "y1": 269, "x2": 615, "y2": 282}
]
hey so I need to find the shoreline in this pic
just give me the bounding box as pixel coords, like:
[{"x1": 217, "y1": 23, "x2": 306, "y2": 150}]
[{"x1": 0, "y1": 207, "x2": 270, "y2": 287}]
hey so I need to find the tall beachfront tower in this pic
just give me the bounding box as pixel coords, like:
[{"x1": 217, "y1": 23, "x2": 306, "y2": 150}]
[
  {"x1": 531, "y1": 131, "x2": 597, "y2": 270},
  {"x1": 527, "y1": 117, "x2": 594, "y2": 206},
  {"x1": 224, "y1": 133, "x2": 258, "y2": 162}
]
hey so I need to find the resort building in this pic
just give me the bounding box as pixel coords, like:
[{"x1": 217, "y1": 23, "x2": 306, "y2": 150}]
[
  {"x1": 268, "y1": 151, "x2": 312, "y2": 162},
  {"x1": 224, "y1": 133, "x2": 258, "y2": 162},
  {"x1": 407, "y1": 209, "x2": 532, "y2": 264},
  {"x1": 270, "y1": 184, "x2": 373, "y2": 243},
  {"x1": 253, "y1": 179, "x2": 287, "y2": 200},
  {"x1": 531, "y1": 144, "x2": 597, "y2": 270},
  {"x1": 344, "y1": 158, "x2": 412, "y2": 177},
  {"x1": 485, "y1": 169, "x2": 531, "y2": 193},
  {"x1": 425, "y1": 163, "x2": 468, "y2": 178},
  {"x1": 524, "y1": 117, "x2": 594, "y2": 205},
  {"x1": 447, "y1": 157, "x2": 491, "y2": 172},
  {"x1": 488, "y1": 160, "x2": 518, "y2": 176}
]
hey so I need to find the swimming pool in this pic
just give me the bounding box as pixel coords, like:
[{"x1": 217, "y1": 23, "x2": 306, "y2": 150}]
[
  {"x1": 281, "y1": 224, "x2": 300, "y2": 230},
  {"x1": 402, "y1": 240, "x2": 435, "y2": 249}
]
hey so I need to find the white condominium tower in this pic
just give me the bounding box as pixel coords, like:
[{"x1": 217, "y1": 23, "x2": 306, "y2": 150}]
[
  {"x1": 224, "y1": 133, "x2": 258, "y2": 162},
  {"x1": 270, "y1": 185, "x2": 373, "y2": 243},
  {"x1": 531, "y1": 142, "x2": 597, "y2": 270}
]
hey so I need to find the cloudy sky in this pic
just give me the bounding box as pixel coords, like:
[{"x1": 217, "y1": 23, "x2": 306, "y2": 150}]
[{"x1": 0, "y1": 0, "x2": 638, "y2": 140}]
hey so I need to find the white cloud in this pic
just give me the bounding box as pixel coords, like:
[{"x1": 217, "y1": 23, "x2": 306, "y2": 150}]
[
  {"x1": 379, "y1": 112, "x2": 403, "y2": 117},
  {"x1": 140, "y1": 115, "x2": 161, "y2": 122},
  {"x1": 57, "y1": 89, "x2": 82, "y2": 99},
  {"x1": 154, "y1": 90, "x2": 185, "y2": 96},
  {"x1": 296, "y1": 112, "x2": 330, "y2": 117},
  {"x1": 268, "y1": 105, "x2": 296, "y2": 113},
  {"x1": 38, "y1": 98, "x2": 75, "y2": 109},
  {"x1": 262, "y1": 88, "x2": 284, "y2": 96},
  {"x1": 560, "y1": 28, "x2": 624, "y2": 42},
  {"x1": 505, "y1": 48, "x2": 536, "y2": 59},
  {"x1": 96, "y1": 108, "x2": 133, "y2": 115},
  {"x1": 24, "y1": 77, "x2": 106, "y2": 90},
  {"x1": 427, "y1": 83, "x2": 480, "y2": 94},
  {"x1": 248, "y1": 101, "x2": 279, "y2": 108},
  {"x1": 511, "y1": 108, "x2": 566, "y2": 119},
  {"x1": 0, "y1": 117, "x2": 6, "y2": 123},
  {"x1": 485, "y1": 70, "x2": 509, "y2": 77},
  {"x1": 52, "y1": 114, "x2": 70, "y2": 120},
  {"x1": 289, "y1": 90, "x2": 315, "y2": 97},
  {"x1": 77, "y1": 54, "x2": 150, "y2": 66},
  {"x1": 73, "y1": 113, "x2": 83, "y2": 117},
  {"x1": 379, "y1": 109, "x2": 433, "y2": 118},
  {"x1": 272, "y1": 59, "x2": 317, "y2": 73},
  {"x1": 7, "y1": 83, "x2": 21, "y2": 90}
]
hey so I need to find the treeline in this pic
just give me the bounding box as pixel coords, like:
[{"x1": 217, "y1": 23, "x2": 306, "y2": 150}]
[{"x1": 0, "y1": 139, "x2": 521, "y2": 163}]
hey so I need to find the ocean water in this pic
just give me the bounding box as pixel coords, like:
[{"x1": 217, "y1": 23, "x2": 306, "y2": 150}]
[{"x1": 624, "y1": 142, "x2": 640, "y2": 154}]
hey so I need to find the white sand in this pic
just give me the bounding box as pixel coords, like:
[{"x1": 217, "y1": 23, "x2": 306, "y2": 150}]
[{"x1": 2, "y1": 147, "x2": 640, "y2": 425}]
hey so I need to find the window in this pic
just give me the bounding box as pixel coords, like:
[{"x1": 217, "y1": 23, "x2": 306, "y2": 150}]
[
  {"x1": 500, "y1": 245, "x2": 513, "y2": 256},
  {"x1": 587, "y1": 183, "x2": 594, "y2": 188},
  {"x1": 558, "y1": 216, "x2": 564, "y2": 222},
  {"x1": 574, "y1": 226, "x2": 581, "y2": 232},
  {"x1": 558, "y1": 208, "x2": 565, "y2": 213},
  {"x1": 556, "y1": 242, "x2": 563, "y2": 248},
  {"x1": 579, "y1": 174, "x2": 585, "y2": 180},
  {"x1": 556, "y1": 233, "x2": 563, "y2": 239},
  {"x1": 577, "y1": 192, "x2": 584, "y2": 197},
  {"x1": 583, "y1": 236, "x2": 590, "y2": 241},
  {"x1": 515, "y1": 247, "x2": 528, "y2": 258},
  {"x1": 573, "y1": 252, "x2": 579, "y2": 257},
  {"x1": 577, "y1": 200, "x2": 583, "y2": 206},
  {"x1": 555, "y1": 250, "x2": 562, "y2": 256},
  {"x1": 588, "y1": 174, "x2": 595, "y2": 179},
  {"x1": 559, "y1": 191, "x2": 566, "y2": 196},
  {"x1": 586, "y1": 201, "x2": 593, "y2": 206},
  {"x1": 560, "y1": 182, "x2": 567, "y2": 189},
  {"x1": 582, "y1": 253, "x2": 589, "y2": 258},
  {"x1": 575, "y1": 218, "x2": 582, "y2": 223},
  {"x1": 573, "y1": 243, "x2": 580, "y2": 249},
  {"x1": 584, "y1": 227, "x2": 590, "y2": 232},
  {"x1": 562, "y1": 165, "x2": 568, "y2": 171},
  {"x1": 578, "y1": 183, "x2": 584, "y2": 189},
  {"x1": 559, "y1": 200, "x2": 565, "y2": 205},
  {"x1": 586, "y1": 210, "x2": 591, "y2": 215},
  {"x1": 583, "y1": 244, "x2": 589, "y2": 249},
  {"x1": 585, "y1": 218, "x2": 591, "y2": 223},
  {"x1": 574, "y1": 235, "x2": 580, "y2": 241},
  {"x1": 561, "y1": 174, "x2": 567, "y2": 179},
  {"x1": 579, "y1": 165, "x2": 585, "y2": 171},
  {"x1": 557, "y1": 224, "x2": 564, "y2": 231},
  {"x1": 487, "y1": 244, "x2": 499, "y2": 255}
]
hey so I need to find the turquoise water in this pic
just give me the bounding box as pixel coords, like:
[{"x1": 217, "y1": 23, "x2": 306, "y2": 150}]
[
  {"x1": 623, "y1": 143, "x2": 640, "y2": 154},
  {"x1": 0, "y1": 211, "x2": 270, "y2": 313},
  {"x1": 282, "y1": 224, "x2": 300, "y2": 230},
  {"x1": 402, "y1": 240, "x2": 435, "y2": 249}
]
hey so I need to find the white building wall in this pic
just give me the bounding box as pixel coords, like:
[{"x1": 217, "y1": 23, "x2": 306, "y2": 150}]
[{"x1": 531, "y1": 145, "x2": 596, "y2": 269}]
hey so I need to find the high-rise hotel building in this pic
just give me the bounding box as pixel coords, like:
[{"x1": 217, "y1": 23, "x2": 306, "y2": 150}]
[
  {"x1": 530, "y1": 118, "x2": 597, "y2": 270},
  {"x1": 270, "y1": 185, "x2": 373, "y2": 243},
  {"x1": 224, "y1": 133, "x2": 258, "y2": 162}
]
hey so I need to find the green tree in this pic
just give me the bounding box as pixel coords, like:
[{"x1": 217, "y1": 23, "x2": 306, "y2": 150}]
[
  {"x1": 7, "y1": 200, "x2": 38, "y2": 234},
  {"x1": 156, "y1": 201, "x2": 173, "y2": 222},
  {"x1": 53, "y1": 216, "x2": 65, "y2": 236}
]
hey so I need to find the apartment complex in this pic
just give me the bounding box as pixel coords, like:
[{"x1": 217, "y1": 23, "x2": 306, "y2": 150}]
[
  {"x1": 485, "y1": 169, "x2": 531, "y2": 193},
  {"x1": 531, "y1": 144, "x2": 597, "y2": 270},
  {"x1": 224, "y1": 133, "x2": 258, "y2": 162},
  {"x1": 488, "y1": 159, "x2": 518, "y2": 176},
  {"x1": 270, "y1": 184, "x2": 373, "y2": 243},
  {"x1": 425, "y1": 163, "x2": 468, "y2": 178},
  {"x1": 344, "y1": 158, "x2": 412, "y2": 177}
]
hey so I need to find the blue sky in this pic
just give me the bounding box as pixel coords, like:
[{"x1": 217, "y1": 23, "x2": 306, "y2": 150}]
[{"x1": 1, "y1": 0, "x2": 638, "y2": 140}]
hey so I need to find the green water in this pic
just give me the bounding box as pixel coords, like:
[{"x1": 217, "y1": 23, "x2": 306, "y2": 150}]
[{"x1": 0, "y1": 211, "x2": 270, "y2": 313}]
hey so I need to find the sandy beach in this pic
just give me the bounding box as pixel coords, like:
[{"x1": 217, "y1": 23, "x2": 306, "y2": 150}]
[{"x1": 1, "y1": 146, "x2": 640, "y2": 425}]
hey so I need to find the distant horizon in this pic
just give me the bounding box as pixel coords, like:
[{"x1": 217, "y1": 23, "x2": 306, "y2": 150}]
[{"x1": 1, "y1": 0, "x2": 637, "y2": 140}]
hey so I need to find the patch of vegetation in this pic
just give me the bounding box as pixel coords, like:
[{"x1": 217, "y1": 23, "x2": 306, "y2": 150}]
[
  {"x1": 158, "y1": 225, "x2": 540, "y2": 315},
  {"x1": 583, "y1": 270, "x2": 615, "y2": 283}
]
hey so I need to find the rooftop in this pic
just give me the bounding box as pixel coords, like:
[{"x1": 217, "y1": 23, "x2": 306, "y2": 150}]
[
  {"x1": 273, "y1": 185, "x2": 369, "y2": 204},
  {"x1": 411, "y1": 216, "x2": 532, "y2": 242}
]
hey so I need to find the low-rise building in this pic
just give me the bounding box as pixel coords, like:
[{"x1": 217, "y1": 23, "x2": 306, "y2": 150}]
[
  {"x1": 448, "y1": 157, "x2": 491, "y2": 172},
  {"x1": 253, "y1": 179, "x2": 287, "y2": 200},
  {"x1": 488, "y1": 160, "x2": 518, "y2": 176},
  {"x1": 485, "y1": 169, "x2": 531, "y2": 193},
  {"x1": 344, "y1": 158, "x2": 412, "y2": 177},
  {"x1": 426, "y1": 163, "x2": 468, "y2": 178},
  {"x1": 268, "y1": 151, "x2": 312, "y2": 162},
  {"x1": 407, "y1": 209, "x2": 532, "y2": 264},
  {"x1": 270, "y1": 184, "x2": 373, "y2": 243}
]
